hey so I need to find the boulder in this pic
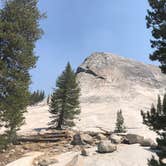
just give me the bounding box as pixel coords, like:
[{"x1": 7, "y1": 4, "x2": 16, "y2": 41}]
[
  {"x1": 140, "y1": 138, "x2": 156, "y2": 147},
  {"x1": 96, "y1": 133, "x2": 107, "y2": 140},
  {"x1": 37, "y1": 158, "x2": 58, "y2": 166},
  {"x1": 71, "y1": 133, "x2": 85, "y2": 145},
  {"x1": 109, "y1": 134, "x2": 123, "y2": 144},
  {"x1": 71, "y1": 133, "x2": 93, "y2": 145},
  {"x1": 81, "y1": 134, "x2": 94, "y2": 145},
  {"x1": 125, "y1": 134, "x2": 144, "y2": 144},
  {"x1": 97, "y1": 141, "x2": 117, "y2": 153},
  {"x1": 81, "y1": 148, "x2": 89, "y2": 156}
]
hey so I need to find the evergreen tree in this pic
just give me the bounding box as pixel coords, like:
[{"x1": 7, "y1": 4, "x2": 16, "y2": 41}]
[
  {"x1": 49, "y1": 63, "x2": 80, "y2": 130},
  {"x1": 114, "y1": 110, "x2": 126, "y2": 133},
  {"x1": 0, "y1": 0, "x2": 44, "y2": 147},
  {"x1": 141, "y1": 94, "x2": 166, "y2": 166},
  {"x1": 157, "y1": 95, "x2": 162, "y2": 114},
  {"x1": 162, "y1": 93, "x2": 166, "y2": 114},
  {"x1": 146, "y1": 0, "x2": 166, "y2": 73}
]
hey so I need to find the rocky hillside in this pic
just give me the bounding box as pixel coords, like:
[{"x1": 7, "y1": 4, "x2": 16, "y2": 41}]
[
  {"x1": 76, "y1": 52, "x2": 166, "y2": 135},
  {"x1": 19, "y1": 52, "x2": 166, "y2": 137}
]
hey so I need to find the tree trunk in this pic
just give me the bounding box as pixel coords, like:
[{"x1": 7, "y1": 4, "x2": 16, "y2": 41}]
[{"x1": 56, "y1": 110, "x2": 64, "y2": 130}]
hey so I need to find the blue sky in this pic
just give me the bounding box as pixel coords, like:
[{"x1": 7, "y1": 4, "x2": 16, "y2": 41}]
[{"x1": 4, "y1": 1, "x2": 155, "y2": 94}]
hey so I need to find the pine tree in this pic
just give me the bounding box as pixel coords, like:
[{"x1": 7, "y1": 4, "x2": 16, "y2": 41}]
[
  {"x1": 49, "y1": 63, "x2": 80, "y2": 130},
  {"x1": 162, "y1": 93, "x2": 166, "y2": 114},
  {"x1": 114, "y1": 110, "x2": 126, "y2": 133},
  {"x1": 157, "y1": 95, "x2": 162, "y2": 114},
  {"x1": 146, "y1": 0, "x2": 166, "y2": 73},
  {"x1": 141, "y1": 94, "x2": 166, "y2": 165},
  {"x1": 0, "y1": 0, "x2": 44, "y2": 147}
]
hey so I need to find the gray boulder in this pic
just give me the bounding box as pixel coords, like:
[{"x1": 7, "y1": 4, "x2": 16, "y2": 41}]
[
  {"x1": 125, "y1": 134, "x2": 144, "y2": 144},
  {"x1": 81, "y1": 134, "x2": 94, "y2": 145},
  {"x1": 71, "y1": 133, "x2": 85, "y2": 145},
  {"x1": 98, "y1": 141, "x2": 117, "y2": 153}
]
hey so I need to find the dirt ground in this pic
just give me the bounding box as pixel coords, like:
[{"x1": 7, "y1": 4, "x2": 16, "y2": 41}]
[
  {"x1": 0, "y1": 139, "x2": 76, "y2": 166},
  {"x1": 0, "y1": 130, "x2": 74, "y2": 166}
]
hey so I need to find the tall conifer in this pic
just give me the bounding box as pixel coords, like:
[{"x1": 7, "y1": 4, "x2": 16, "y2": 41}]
[
  {"x1": 141, "y1": 94, "x2": 166, "y2": 165},
  {"x1": 0, "y1": 0, "x2": 44, "y2": 147},
  {"x1": 49, "y1": 63, "x2": 80, "y2": 130},
  {"x1": 146, "y1": 0, "x2": 166, "y2": 73}
]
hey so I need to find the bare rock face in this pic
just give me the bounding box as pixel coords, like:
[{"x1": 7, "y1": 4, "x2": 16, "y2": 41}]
[{"x1": 76, "y1": 52, "x2": 166, "y2": 136}]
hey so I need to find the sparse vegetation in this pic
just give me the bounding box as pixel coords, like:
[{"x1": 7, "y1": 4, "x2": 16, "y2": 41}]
[
  {"x1": 49, "y1": 62, "x2": 80, "y2": 130},
  {"x1": 114, "y1": 110, "x2": 126, "y2": 133}
]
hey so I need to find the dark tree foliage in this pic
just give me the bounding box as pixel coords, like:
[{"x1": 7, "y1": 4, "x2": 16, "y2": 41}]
[
  {"x1": 141, "y1": 94, "x2": 166, "y2": 165},
  {"x1": 157, "y1": 95, "x2": 162, "y2": 114},
  {"x1": 29, "y1": 90, "x2": 45, "y2": 105},
  {"x1": 114, "y1": 110, "x2": 126, "y2": 133},
  {"x1": 49, "y1": 63, "x2": 80, "y2": 130},
  {"x1": 146, "y1": 0, "x2": 166, "y2": 73},
  {"x1": 0, "y1": 0, "x2": 44, "y2": 148}
]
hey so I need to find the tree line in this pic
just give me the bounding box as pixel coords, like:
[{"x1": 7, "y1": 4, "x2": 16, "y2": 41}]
[{"x1": 29, "y1": 90, "x2": 45, "y2": 106}]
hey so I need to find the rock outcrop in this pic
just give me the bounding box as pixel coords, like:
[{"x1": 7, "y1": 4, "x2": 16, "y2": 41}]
[{"x1": 76, "y1": 52, "x2": 166, "y2": 136}]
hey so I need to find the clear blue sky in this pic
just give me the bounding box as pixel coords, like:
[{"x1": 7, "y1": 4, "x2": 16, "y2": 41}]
[{"x1": 4, "y1": 1, "x2": 155, "y2": 94}]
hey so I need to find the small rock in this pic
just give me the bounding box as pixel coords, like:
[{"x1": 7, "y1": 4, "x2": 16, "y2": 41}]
[
  {"x1": 97, "y1": 140, "x2": 117, "y2": 153},
  {"x1": 10, "y1": 149, "x2": 15, "y2": 153},
  {"x1": 81, "y1": 148, "x2": 89, "y2": 156}
]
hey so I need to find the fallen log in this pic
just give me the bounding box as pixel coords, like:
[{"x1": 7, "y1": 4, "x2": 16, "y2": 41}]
[
  {"x1": 17, "y1": 137, "x2": 60, "y2": 143},
  {"x1": 42, "y1": 133, "x2": 68, "y2": 138}
]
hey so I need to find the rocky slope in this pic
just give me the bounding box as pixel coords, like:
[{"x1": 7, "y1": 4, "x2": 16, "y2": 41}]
[
  {"x1": 19, "y1": 52, "x2": 166, "y2": 137},
  {"x1": 7, "y1": 52, "x2": 166, "y2": 166},
  {"x1": 75, "y1": 52, "x2": 166, "y2": 135}
]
